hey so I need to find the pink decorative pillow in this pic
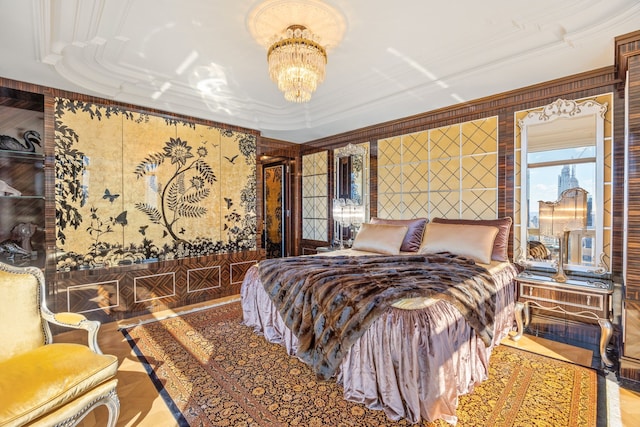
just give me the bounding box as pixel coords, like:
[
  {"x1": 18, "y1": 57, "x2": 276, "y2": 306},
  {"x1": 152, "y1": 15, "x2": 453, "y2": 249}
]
[
  {"x1": 431, "y1": 217, "x2": 512, "y2": 261},
  {"x1": 369, "y1": 217, "x2": 428, "y2": 252}
]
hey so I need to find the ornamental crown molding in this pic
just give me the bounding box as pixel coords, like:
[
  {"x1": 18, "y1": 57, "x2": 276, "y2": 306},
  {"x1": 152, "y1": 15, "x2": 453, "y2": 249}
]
[{"x1": 518, "y1": 98, "x2": 608, "y2": 129}]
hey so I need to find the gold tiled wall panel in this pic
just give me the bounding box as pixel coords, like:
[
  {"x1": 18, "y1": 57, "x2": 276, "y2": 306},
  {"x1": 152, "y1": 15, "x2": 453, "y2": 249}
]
[
  {"x1": 302, "y1": 151, "x2": 328, "y2": 241},
  {"x1": 378, "y1": 117, "x2": 498, "y2": 220}
]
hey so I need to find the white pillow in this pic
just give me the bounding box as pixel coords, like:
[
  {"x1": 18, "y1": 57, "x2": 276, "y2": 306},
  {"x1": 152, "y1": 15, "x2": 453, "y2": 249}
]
[
  {"x1": 419, "y1": 222, "x2": 499, "y2": 264},
  {"x1": 352, "y1": 223, "x2": 408, "y2": 255}
]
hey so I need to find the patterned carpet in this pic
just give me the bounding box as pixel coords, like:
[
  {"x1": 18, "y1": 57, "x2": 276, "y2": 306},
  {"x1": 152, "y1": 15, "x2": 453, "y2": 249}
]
[{"x1": 122, "y1": 301, "x2": 598, "y2": 426}]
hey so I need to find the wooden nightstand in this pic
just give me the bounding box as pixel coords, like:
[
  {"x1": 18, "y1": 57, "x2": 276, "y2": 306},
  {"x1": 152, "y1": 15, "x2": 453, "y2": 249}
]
[{"x1": 511, "y1": 271, "x2": 614, "y2": 368}]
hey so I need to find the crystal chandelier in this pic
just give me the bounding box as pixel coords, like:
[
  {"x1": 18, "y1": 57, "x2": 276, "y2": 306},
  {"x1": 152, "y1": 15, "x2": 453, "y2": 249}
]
[{"x1": 267, "y1": 25, "x2": 327, "y2": 103}]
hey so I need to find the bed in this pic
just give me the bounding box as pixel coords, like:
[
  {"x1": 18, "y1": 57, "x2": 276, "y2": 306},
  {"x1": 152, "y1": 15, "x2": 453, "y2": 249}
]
[{"x1": 241, "y1": 218, "x2": 519, "y2": 425}]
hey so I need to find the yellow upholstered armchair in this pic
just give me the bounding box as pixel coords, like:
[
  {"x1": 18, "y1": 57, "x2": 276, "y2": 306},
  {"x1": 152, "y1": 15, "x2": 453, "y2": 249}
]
[{"x1": 0, "y1": 262, "x2": 120, "y2": 426}]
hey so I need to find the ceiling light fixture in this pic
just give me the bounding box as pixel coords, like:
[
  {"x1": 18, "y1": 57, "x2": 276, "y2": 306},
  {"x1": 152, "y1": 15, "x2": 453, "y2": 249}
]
[
  {"x1": 248, "y1": 0, "x2": 346, "y2": 104},
  {"x1": 268, "y1": 25, "x2": 326, "y2": 103}
]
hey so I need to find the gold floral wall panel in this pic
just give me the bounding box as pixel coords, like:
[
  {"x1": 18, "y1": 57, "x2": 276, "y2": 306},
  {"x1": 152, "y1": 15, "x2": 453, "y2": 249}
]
[
  {"x1": 378, "y1": 117, "x2": 498, "y2": 220},
  {"x1": 54, "y1": 98, "x2": 256, "y2": 271}
]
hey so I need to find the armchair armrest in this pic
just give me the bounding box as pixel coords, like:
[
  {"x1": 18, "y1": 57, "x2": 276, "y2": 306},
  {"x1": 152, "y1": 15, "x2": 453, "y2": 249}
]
[{"x1": 41, "y1": 310, "x2": 104, "y2": 354}]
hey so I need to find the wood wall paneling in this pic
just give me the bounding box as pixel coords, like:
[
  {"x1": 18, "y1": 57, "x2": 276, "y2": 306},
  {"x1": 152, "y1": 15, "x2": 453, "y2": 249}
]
[
  {"x1": 53, "y1": 250, "x2": 263, "y2": 322},
  {"x1": 619, "y1": 31, "x2": 640, "y2": 382}
]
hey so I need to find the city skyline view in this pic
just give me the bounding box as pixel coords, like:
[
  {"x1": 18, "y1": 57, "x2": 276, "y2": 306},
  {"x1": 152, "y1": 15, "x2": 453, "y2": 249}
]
[
  {"x1": 527, "y1": 145, "x2": 596, "y2": 219},
  {"x1": 527, "y1": 163, "x2": 595, "y2": 230}
]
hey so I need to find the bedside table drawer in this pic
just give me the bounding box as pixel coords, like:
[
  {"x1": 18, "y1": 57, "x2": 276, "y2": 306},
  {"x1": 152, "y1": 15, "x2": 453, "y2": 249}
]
[{"x1": 518, "y1": 281, "x2": 608, "y2": 319}]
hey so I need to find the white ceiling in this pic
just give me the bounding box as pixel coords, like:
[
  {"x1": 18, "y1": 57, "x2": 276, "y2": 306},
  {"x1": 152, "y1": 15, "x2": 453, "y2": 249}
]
[{"x1": 1, "y1": 0, "x2": 639, "y2": 143}]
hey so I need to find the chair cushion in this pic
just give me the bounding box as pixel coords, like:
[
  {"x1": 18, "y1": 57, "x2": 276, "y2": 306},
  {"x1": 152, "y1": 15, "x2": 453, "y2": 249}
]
[
  {"x1": 0, "y1": 269, "x2": 45, "y2": 363},
  {"x1": 0, "y1": 343, "x2": 118, "y2": 426},
  {"x1": 27, "y1": 379, "x2": 118, "y2": 427}
]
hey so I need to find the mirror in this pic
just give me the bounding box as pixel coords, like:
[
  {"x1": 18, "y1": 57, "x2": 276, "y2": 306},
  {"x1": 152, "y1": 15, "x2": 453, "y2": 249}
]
[
  {"x1": 334, "y1": 143, "x2": 369, "y2": 246},
  {"x1": 518, "y1": 98, "x2": 608, "y2": 275},
  {"x1": 335, "y1": 143, "x2": 366, "y2": 204}
]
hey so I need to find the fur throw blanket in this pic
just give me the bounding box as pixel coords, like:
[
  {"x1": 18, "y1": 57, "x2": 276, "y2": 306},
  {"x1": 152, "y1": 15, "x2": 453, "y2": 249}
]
[{"x1": 258, "y1": 253, "x2": 497, "y2": 380}]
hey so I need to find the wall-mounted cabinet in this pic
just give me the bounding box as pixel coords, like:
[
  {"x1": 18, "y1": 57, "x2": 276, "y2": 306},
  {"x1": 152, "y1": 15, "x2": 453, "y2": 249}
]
[{"x1": 0, "y1": 87, "x2": 45, "y2": 269}]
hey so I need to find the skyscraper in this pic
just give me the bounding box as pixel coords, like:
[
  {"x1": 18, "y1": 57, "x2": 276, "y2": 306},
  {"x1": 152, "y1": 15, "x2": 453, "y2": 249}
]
[{"x1": 558, "y1": 164, "x2": 580, "y2": 198}]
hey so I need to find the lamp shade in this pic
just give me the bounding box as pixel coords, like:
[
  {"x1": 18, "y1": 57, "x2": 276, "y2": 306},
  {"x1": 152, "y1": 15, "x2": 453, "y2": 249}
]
[
  {"x1": 538, "y1": 187, "x2": 588, "y2": 237},
  {"x1": 332, "y1": 198, "x2": 348, "y2": 226},
  {"x1": 332, "y1": 198, "x2": 365, "y2": 226},
  {"x1": 350, "y1": 204, "x2": 365, "y2": 226}
]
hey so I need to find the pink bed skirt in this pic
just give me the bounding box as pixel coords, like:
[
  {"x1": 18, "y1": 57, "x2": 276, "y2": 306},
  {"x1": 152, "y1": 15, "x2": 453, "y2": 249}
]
[{"x1": 241, "y1": 262, "x2": 518, "y2": 425}]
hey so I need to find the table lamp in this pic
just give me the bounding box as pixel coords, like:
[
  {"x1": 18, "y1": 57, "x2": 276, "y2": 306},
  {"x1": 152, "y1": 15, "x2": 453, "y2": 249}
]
[{"x1": 538, "y1": 187, "x2": 588, "y2": 282}]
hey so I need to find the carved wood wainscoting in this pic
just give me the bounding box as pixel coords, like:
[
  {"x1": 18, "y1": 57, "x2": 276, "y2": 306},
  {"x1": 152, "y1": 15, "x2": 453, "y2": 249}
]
[{"x1": 51, "y1": 251, "x2": 263, "y2": 323}]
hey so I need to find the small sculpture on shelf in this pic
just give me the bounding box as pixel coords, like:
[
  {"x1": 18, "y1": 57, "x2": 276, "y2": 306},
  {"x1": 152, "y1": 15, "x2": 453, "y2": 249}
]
[
  {"x1": 0, "y1": 239, "x2": 31, "y2": 259},
  {"x1": 11, "y1": 222, "x2": 38, "y2": 254},
  {"x1": 0, "y1": 179, "x2": 20, "y2": 196},
  {"x1": 0, "y1": 223, "x2": 39, "y2": 261},
  {"x1": 0, "y1": 130, "x2": 41, "y2": 152}
]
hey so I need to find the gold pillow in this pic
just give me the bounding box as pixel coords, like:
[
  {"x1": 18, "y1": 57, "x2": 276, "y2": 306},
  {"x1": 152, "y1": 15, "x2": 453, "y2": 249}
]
[
  {"x1": 369, "y1": 217, "x2": 428, "y2": 252},
  {"x1": 352, "y1": 223, "x2": 408, "y2": 255},
  {"x1": 419, "y1": 222, "x2": 499, "y2": 264},
  {"x1": 431, "y1": 217, "x2": 512, "y2": 261}
]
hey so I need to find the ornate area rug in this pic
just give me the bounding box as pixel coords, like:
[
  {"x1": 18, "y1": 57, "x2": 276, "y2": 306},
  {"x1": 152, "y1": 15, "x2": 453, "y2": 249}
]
[{"x1": 122, "y1": 301, "x2": 598, "y2": 426}]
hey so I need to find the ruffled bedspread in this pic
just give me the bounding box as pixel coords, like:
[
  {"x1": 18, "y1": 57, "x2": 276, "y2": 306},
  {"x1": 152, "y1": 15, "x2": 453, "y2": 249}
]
[
  {"x1": 258, "y1": 253, "x2": 497, "y2": 380},
  {"x1": 241, "y1": 257, "x2": 518, "y2": 425}
]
